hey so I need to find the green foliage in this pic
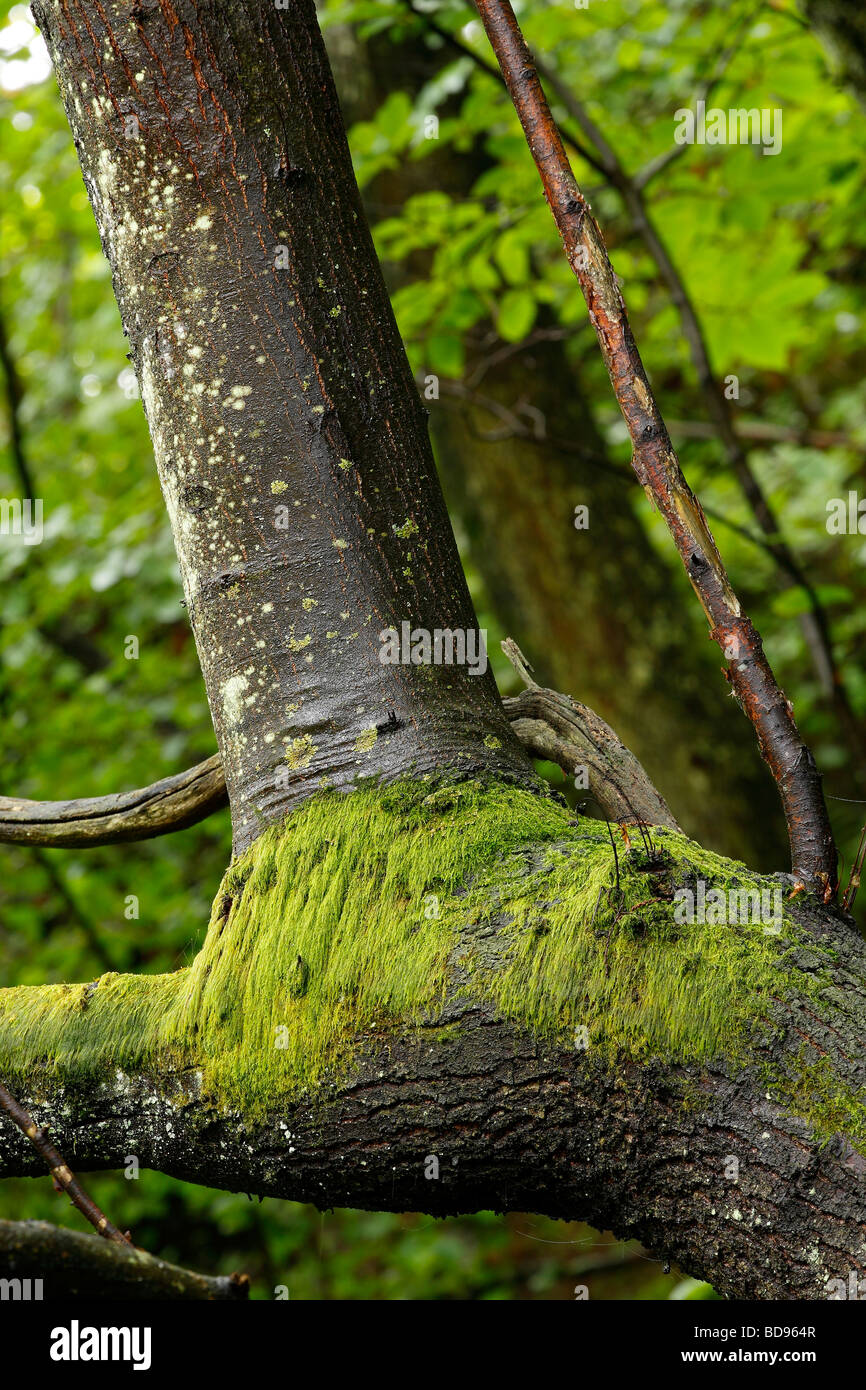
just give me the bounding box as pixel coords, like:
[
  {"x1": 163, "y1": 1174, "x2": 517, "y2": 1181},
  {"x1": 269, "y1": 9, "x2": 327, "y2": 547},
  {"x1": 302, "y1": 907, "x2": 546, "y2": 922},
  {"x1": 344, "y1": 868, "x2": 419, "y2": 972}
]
[
  {"x1": 332, "y1": 0, "x2": 866, "y2": 871},
  {"x1": 3, "y1": 0, "x2": 866, "y2": 1299}
]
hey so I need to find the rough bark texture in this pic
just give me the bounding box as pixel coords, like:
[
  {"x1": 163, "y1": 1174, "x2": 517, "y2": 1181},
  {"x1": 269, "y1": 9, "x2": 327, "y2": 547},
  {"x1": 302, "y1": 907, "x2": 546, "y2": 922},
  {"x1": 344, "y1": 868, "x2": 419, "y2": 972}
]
[
  {"x1": 1, "y1": 884, "x2": 864, "y2": 1301},
  {"x1": 30, "y1": 0, "x2": 534, "y2": 856}
]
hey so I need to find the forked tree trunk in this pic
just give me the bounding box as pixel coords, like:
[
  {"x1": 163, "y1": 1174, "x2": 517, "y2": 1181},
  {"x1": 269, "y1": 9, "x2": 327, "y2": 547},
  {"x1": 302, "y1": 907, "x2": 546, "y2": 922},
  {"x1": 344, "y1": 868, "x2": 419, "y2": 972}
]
[{"x1": 2, "y1": 0, "x2": 865, "y2": 1300}]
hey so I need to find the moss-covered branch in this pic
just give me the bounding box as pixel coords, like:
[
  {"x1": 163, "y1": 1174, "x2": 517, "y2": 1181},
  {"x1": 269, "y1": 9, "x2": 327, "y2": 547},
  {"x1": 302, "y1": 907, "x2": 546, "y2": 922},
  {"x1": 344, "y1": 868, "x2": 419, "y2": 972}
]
[{"x1": 2, "y1": 779, "x2": 865, "y2": 1297}]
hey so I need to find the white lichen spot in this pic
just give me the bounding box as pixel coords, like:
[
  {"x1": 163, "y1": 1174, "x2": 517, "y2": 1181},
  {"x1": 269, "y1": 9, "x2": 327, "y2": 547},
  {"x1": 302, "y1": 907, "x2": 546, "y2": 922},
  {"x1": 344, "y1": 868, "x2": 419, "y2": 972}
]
[{"x1": 221, "y1": 674, "x2": 249, "y2": 728}]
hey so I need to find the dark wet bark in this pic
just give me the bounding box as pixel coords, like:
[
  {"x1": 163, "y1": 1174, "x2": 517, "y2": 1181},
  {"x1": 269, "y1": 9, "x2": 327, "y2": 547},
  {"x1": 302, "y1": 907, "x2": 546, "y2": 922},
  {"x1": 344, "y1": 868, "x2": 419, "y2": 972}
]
[{"x1": 1, "y1": 886, "x2": 864, "y2": 1301}]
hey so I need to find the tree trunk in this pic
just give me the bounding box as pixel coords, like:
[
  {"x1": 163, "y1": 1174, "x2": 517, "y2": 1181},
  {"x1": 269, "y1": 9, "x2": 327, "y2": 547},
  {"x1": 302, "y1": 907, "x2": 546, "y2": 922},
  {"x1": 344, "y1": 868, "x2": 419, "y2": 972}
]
[
  {"x1": 3, "y1": 0, "x2": 864, "y2": 1302},
  {"x1": 29, "y1": 0, "x2": 533, "y2": 856}
]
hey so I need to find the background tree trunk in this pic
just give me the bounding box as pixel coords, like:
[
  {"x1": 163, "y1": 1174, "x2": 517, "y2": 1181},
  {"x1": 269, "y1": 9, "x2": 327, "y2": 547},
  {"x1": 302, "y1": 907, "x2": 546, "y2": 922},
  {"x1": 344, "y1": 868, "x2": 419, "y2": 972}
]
[
  {"x1": 331, "y1": 25, "x2": 786, "y2": 868},
  {"x1": 805, "y1": 0, "x2": 866, "y2": 108}
]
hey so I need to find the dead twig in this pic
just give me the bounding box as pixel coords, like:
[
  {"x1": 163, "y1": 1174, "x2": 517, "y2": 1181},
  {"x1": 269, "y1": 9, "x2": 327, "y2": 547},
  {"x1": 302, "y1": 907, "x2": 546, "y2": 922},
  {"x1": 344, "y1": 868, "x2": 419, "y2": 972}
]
[{"x1": 0, "y1": 1080, "x2": 133, "y2": 1245}]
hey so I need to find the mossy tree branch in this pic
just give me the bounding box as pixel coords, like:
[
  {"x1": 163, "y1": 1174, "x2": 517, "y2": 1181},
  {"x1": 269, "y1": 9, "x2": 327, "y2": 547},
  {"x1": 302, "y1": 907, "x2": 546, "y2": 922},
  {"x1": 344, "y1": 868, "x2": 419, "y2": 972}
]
[
  {"x1": 2, "y1": 780, "x2": 866, "y2": 1298},
  {"x1": 4, "y1": 0, "x2": 865, "y2": 1303},
  {"x1": 0, "y1": 804, "x2": 864, "y2": 1301}
]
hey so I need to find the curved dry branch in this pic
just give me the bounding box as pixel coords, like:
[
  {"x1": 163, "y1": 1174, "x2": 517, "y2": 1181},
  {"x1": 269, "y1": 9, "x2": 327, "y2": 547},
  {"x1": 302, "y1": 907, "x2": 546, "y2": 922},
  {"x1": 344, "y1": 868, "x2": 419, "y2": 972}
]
[
  {"x1": 473, "y1": 0, "x2": 837, "y2": 896},
  {"x1": 501, "y1": 639, "x2": 680, "y2": 831},
  {"x1": 0, "y1": 1220, "x2": 249, "y2": 1300},
  {"x1": 0, "y1": 756, "x2": 227, "y2": 847},
  {"x1": 0, "y1": 684, "x2": 677, "y2": 846}
]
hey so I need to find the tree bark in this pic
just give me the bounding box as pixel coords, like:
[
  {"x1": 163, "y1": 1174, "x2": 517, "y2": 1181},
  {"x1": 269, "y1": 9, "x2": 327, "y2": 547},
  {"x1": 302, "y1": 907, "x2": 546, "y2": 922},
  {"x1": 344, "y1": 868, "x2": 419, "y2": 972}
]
[
  {"x1": 30, "y1": 0, "x2": 533, "y2": 857},
  {"x1": 6, "y1": 0, "x2": 864, "y2": 1303},
  {"x1": 1, "y1": 882, "x2": 865, "y2": 1301}
]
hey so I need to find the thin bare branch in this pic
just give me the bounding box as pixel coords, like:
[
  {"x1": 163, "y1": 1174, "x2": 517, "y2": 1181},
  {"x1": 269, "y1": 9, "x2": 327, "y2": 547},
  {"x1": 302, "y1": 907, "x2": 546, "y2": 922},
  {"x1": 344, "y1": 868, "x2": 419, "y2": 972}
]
[
  {"x1": 0, "y1": 754, "x2": 227, "y2": 847},
  {"x1": 0, "y1": 1080, "x2": 132, "y2": 1245},
  {"x1": 473, "y1": 0, "x2": 837, "y2": 894},
  {"x1": 0, "y1": 1220, "x2": 250, "y2": 1300}
]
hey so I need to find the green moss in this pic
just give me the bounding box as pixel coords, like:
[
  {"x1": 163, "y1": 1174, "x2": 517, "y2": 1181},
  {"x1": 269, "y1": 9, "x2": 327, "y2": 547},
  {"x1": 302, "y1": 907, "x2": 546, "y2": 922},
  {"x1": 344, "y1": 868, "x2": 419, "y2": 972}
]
[
  {"x1": 0, "y1": 779, "x2": 861, "y2": 1146},
  {"x1": 767, "y1": 1052, "x2": 866, "y2": 1152}
]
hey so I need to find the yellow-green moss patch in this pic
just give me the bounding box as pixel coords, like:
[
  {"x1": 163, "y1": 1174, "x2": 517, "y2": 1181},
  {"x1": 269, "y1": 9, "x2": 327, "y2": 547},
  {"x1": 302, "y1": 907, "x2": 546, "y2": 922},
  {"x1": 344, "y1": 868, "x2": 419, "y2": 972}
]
[{"x1": 0, "y1": 779, "x2": 859, "y2": 1146}]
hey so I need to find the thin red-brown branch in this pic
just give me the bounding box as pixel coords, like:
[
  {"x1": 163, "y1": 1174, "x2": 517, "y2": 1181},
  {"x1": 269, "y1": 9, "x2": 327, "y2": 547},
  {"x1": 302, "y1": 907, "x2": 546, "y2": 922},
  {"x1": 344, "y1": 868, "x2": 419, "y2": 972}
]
[
  {"x1": 0, "y1": 1080, "x2": 133, "y2": 1246},
  {"x1": 473, "y1": 0, "x2": 837, "y2": 896}
]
